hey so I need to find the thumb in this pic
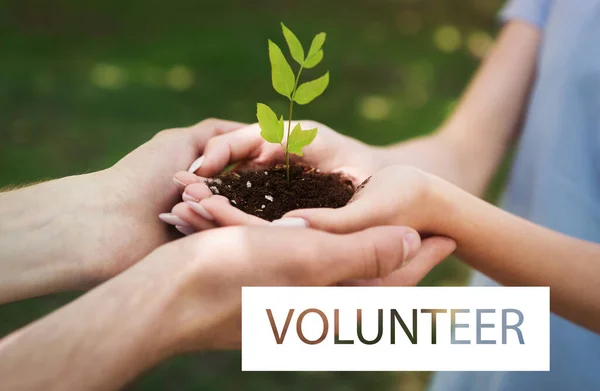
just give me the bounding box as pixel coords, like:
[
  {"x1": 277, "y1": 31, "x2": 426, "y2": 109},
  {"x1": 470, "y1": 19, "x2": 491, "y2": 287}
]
[
  {"x1": 343, "y1": 236, "x2": 457, "y2": 287},
  {"x1": 297, "y1": 226, "x2": 423, "y2": 284},
  {"x1": 276, "y1": 175, "x2": 378, "y2": 234},
  {"x1": 275, "y1": 202, "x2": 374, "y2": 234}
]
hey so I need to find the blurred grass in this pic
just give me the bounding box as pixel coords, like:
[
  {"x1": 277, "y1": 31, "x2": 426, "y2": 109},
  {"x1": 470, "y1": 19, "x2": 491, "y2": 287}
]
[{"x1": 0, "y1": 0, "x2": 504, "y2": 390}]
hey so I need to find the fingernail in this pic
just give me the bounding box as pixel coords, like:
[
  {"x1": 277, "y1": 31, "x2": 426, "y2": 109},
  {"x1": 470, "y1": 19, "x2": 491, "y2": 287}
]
[
  {"x1": 185, "y1": 201, "x2": 214, "y2": 220},
  {"x1": 173, "y1": 177, "x2": 187, "y2": 188},
  {"x1": 174, "y1": 171, "x2": 202, "y2": 186},
  {"x1": 402, "y1": 232, "x2": 421, "y2": 265},
  {"x1": 182, "y1": 192, "x2": 199, "y2": 202},
  {"x1": 271, "y1": 217, "x2": 308, "y2": 228},
  {"x1": 176, "y1": 225, "x2": 196, "y2": 236},
  {"x1": 188, "y1": 156, "x2": 205, "y2": 173},
  {"x1": 159, "y1": 213, "x2": 190, "y2": 227}
]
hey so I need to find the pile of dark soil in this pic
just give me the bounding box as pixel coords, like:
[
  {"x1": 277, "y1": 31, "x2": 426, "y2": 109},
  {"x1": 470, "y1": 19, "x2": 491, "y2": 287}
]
[{"x1": 206, "y1": 164, "x2": 355, "y2": 221}]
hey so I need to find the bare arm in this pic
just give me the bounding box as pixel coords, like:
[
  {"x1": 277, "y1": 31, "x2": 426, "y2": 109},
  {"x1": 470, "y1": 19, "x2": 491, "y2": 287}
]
[
  {"x1": 0, "y1": 225, "x2": 448, "y2": 390},
  {"x1": 0, "y1": 268, "x2": 176, "y2": 391},
  {"x1": 0, "y1": 119, "x2": 244, "y2": 303},
  {"x1": 0, "y1": 173, "x2": 116, "y2": 302},
  {"x1": 436, "y1": 179, "x2": 600, "y2": 333},
  {"x1": 285, "y1": 166, "x2": 600, "y2": 334},
  {"x1": 383, "y1": 21, "x2": 542, "y2": 196}
]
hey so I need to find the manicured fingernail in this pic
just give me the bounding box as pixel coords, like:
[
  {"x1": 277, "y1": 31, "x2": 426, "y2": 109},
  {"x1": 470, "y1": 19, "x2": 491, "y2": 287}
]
[
  {"x1": 173, "y1": 177, "x2": 187, "y2": 188},
  {"x1": 182, "y1": 192, "x2": 199, "y2": 202},
  {"x1": 188, "y1": 156, "x2": 205, "y2": 173},
  {"x1": 176, "y1": 225, "x2": 196, "y2": 236},
  {"x1": 271, "y1": 217, "x2": 308, "y2": 228},
  {"x1": 159, "y1": 213, "x2": 190, "y2": 227},
  {"x1": 174, "y1": 171, "x2": 201, "y2": 186},
  {"x1": 185, "y1": 201, "x2": 214, "y2": 220},
  {"x1": 402, "y1": 232, "x2": 421, "y2": 264}
]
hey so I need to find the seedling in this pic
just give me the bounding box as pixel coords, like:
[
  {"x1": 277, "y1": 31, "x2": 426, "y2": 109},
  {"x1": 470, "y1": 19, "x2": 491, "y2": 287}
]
[{"x1": 257, "y1": 23, "x2": 330, "y2": 181}]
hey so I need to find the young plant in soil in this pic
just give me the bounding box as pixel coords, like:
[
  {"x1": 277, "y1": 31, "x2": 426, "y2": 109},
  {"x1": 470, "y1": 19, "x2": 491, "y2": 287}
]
[{"x1": 207, "y1": 23, "x2": 355, "y2": 221}]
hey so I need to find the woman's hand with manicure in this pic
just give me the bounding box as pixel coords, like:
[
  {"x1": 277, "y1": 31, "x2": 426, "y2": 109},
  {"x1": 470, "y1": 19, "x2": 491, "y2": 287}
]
[{"x1": 163, "y1": 120, "x2": 385, "y2": 233}]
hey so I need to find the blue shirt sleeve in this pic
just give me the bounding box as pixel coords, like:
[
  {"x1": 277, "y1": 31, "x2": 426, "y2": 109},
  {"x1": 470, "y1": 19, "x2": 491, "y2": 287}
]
[{"x1": 499, "y1": 0, "x2": 553, "y2": 29}]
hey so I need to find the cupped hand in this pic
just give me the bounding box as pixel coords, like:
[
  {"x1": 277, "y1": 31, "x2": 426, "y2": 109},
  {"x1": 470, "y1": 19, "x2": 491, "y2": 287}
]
[
  {"x1": 283, "y1": 165, "x2": 451, "y2": 235},
  {"x1": 164, "y1": 120, "x2": 384, "y2": 232},
  {"x1": 87, "y1": 118, "x2": 245, "y2": 281},
  {"x1": 278, "y1": 165, "x2": 456, "y2": 287},
  {"x1": 132, "y1": 224, "x2": 450, "y2": 351},
  {"x1": 164, "y1": 164, "x2": 456, "y2": 288}
]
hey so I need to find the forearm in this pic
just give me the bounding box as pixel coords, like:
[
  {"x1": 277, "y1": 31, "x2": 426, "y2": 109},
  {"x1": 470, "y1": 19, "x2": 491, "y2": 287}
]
[
  {"x1": 0, "y1": 172, "x2": 113, "y2": 302},
  {"x1": 435, "y1": 179, "x2": 600, "y2": 333},
  {"x1": 383, "y1": 21, "x2": 541, "y2": 196},
  {"x1": 0, "y1": 264, "x2": 178, "y2": 391}
]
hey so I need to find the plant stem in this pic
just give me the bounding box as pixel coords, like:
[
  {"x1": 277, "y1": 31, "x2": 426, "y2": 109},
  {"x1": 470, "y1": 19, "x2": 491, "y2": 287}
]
[
  {"x1": 286, "y1": 65, "x2": 304, "y2": 182},
  {"x1": 285, "y1": 98, "x2": 293, "y2": 182}
]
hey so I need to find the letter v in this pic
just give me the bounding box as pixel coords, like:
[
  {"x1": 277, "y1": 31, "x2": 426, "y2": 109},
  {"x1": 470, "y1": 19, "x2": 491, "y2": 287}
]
[{"x1": 266, "y1": 309, "x2": 294, "y2": 344}]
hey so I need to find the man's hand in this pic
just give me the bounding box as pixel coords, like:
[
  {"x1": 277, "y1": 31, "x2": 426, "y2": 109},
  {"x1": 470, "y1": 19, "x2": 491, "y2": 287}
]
[
  {"x1": 0, "y1": 225, "x2": 438, "y2": 391},
  {"x1": 0, "y1": 118, "x2": 244, "y2": 302}
]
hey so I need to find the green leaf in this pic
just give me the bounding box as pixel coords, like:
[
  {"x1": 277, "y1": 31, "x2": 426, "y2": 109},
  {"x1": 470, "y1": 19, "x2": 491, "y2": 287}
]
[
  {"x1": 303, "y1": 49, "x2": 323, "y2": 69},
  {"x1": 287, "y1": 123, "x2": 318, "y2": 156},
  {"x1": 306, "y1": 33, "x2": 326, "y2": 60},
  {"x1": 256, "y1": 103, "x2": 284, "y2": 144},
  {"x1": 268, "y1": 40, "x2": 295, "y2": 98},
  {"x1": 281, "y1": 23, "x2": 305, "y2": 65},
  {"x1": 293, "y1": 72, "x2": 329, "y2": 105}
]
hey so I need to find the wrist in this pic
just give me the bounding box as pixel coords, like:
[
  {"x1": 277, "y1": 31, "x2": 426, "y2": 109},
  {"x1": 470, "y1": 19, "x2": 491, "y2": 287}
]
[
  {"x1": 99, "y1": 261, "x2": 184, "y2": 362},
  {"x1": 111, "y1": 242, "x2": 205, "y2": 355},
  {"x1": 427, "y1": 173, "x2": 473, "y2": 241},
  {"x1": 0, "y1": 170, "x2": 126, "y2": 301}
]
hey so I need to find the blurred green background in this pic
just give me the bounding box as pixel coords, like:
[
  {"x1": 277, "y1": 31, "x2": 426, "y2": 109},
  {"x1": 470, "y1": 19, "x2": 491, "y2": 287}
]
[{"x1": 0, "y1": 0, "x2": 505, "y2": 390}]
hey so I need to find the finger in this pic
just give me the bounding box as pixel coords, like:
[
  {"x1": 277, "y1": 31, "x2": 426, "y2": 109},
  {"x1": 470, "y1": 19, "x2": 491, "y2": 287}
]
[
  {"x1": 277, "y1": 204, "x2": 372, "y2": 234},
  {"x1": 277, "y1": 175, "x2": 381, "y2": 233},
  {"x1": 183, "y1": 182, "x2": 214, "y2": 202},
  {"x1": 188, "y1": 118, "x2": 247, "y2": 151},
  {"x1": 198, "y1": 195, "x2": 269, "y2": 227},
  {"x1": 173, "y1": 171, "x2": 204, "y2": 189},
  {"x1": 184, "y1": 119, "x2": 246, "y2": 173},
  {"x1": 171, "y1": 202, "x2": 218, "y2": 232},
  {"x1": 343, "y1": 236, "x2": 457, "y2": 286},
  {"x1": 277, "y1": 226, "x2": 422, "y2": 284},
  {"x1": 193, "y1": 124, "x2": 282, "y2": 177},
  {"x1": 187, "y1": 225, "x2": 421, "y2": 286},
  {"x1": 158, "y1": 212, "x2": 194, "y2": 232}
]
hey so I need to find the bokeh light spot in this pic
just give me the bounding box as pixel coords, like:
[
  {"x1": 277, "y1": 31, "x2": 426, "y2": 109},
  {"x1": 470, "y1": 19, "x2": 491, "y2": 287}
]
[
  {"x1": 90, "y1": 63, "x2": 125, "y2": 89},
  {"x1": 166, "y1": 65, "x2": 194, "y2": 91},
  {"x1": 359, "y1": 96, "x2": 392, "y2": 121},
  {"x1": 433, "y1": 25, "x2": 462, "y2": 53},
  {"x1": 467, "y1": 31, "x2": 493, "y2": 58}
]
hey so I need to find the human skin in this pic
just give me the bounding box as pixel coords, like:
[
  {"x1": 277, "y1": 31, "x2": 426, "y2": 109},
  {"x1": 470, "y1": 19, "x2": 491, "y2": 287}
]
[
  {"x1": 0, "y1": 225, "x2": 456, "y2": 391},
  {"x1": 169, "y1": 21, "x2": 541, "y2": 229},
  {"x1": 166, "y1": 22, "x2": 600, "y2": 333},
  {"x1": 166, "y1": 21, "x2": 541, "y2": 294},
  {"x1": 281, "y1": 165, "x2": 600, "y2": 334},
  {"x1": 0, "y1": 118, "x2": 246, "y2": 303}
]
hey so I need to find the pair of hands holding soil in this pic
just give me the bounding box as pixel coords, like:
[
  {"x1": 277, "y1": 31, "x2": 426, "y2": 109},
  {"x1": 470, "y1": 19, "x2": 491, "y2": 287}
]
[
  {"x1": 0, "y1": 118, "x2": 460, "y2": 391},
  {"x1": 161, "y1": 119, "x2": 457, "y2": 286},
  {"x1": 0, "y1": 118, "x2": 461, "y2": 390}
]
